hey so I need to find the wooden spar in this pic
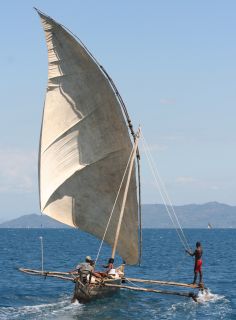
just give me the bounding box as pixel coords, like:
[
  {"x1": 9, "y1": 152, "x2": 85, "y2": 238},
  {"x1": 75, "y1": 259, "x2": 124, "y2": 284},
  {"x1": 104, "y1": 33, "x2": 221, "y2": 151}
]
[
  {"x1": 111, "y1": 128, "x2": 140, "y2": 259},
  {"x1": 137, "y1": 152, "x2": 142, "y2": 266},
  {"x1": 104, "y1": 283, "x2": 197, "y2": 301},
  {"x1": 19, "y1": 268, "x2": 72, "y2": 276},
  {"x1": 125, "y1": 277, "x2": 204, "y2": 289},
  {"x1": 19, "y1": 268, "x2": 202, "y2": 288},
  {"x1": 19, "y1": 268, "x2": 75, "y2": 282}
]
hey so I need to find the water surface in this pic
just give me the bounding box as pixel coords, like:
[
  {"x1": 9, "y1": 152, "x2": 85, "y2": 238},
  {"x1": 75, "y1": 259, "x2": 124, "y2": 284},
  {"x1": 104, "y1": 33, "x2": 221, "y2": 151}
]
[{"x1": 0, "y1": 229, "x2": 235, "y2": 319}]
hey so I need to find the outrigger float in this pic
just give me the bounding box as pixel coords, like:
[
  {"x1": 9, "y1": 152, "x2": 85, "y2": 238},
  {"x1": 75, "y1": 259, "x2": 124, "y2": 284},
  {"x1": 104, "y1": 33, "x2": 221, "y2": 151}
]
[
  {"x1": 19, "y1": 268, "x2": 205, "y2": 303},
  {"x1": 20, "y1": 9, "x2": 206, "y2": 304}
]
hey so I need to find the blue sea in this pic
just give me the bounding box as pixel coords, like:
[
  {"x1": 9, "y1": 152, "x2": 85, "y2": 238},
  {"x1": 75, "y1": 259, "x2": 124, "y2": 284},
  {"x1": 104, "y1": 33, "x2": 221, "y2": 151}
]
[{"x1": 0, "y1": 229, "x2": 235, "y2": 319}]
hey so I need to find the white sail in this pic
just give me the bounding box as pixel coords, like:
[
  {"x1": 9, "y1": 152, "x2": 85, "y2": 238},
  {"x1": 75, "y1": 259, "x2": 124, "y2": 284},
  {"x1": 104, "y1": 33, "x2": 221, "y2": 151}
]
[{"x1": 37, "y1": 11, "x2": 139, "y2": 264}]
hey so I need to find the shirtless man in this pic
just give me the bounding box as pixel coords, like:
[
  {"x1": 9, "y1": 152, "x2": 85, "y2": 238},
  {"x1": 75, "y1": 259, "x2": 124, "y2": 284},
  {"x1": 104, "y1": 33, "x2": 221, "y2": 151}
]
[
  {"x1": 103, "y1": 258, "x2": 114, "y2": 274},
  {"x1": 186, "y1": 241, "x2": 203, "y2": 285},
  {"x1": 97, "y1": 258, "x2": 115, "y2": 277}
]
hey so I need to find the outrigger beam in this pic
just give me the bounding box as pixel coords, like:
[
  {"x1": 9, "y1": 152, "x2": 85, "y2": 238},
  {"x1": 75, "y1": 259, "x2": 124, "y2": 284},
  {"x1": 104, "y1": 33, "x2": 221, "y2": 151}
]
[
  {"x1": 125, "y1": 277, "x2": 204, "y2": 289},
  {"x1": 19, "y1": 268, "x2": 75, "y2": 282},
  {"x1": 104, "y1": 283, "x2": 198, "y2": 302}
]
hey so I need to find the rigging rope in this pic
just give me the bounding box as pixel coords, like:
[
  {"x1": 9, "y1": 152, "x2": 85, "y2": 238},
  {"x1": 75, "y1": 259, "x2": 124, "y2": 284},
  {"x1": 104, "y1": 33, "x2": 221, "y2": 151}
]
[
  {"x1": 94, "y1": 143, "x2": 136, "y2": 266},
  {"x1": 140, "y1": 130, "x2": 191, "y2": 252}
]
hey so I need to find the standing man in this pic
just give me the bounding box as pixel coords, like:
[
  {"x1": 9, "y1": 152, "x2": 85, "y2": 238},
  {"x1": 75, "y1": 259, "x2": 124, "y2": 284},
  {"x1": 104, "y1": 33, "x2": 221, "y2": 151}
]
[{"x1": 186, "y1": 241, "x2": 203, "y2": 286}]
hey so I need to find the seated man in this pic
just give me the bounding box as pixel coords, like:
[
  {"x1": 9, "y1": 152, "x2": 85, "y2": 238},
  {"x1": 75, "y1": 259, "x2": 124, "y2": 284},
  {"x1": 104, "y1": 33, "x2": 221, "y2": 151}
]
[
  {"x1": 103, "y1": 258, "x2": 115, "y2": 275},
  {"x1": 97, "y1": 258, "x2": 116, "y2": 277},
  {"x1": 89, "y1": 259, "x2": 102, "y2": 279},
  {"x1": 70, "y1": 256, "x2": 100, "y2": 283}
]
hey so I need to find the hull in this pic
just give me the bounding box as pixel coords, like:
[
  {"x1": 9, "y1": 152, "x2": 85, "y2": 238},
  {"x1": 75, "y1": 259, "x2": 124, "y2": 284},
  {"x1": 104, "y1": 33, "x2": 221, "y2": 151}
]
[{"x1": 73, "y1": 277, "x2": 122, "y2": 303}]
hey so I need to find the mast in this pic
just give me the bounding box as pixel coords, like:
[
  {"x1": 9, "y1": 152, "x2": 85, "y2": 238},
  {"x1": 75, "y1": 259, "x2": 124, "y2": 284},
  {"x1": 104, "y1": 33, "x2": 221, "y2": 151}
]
[{"x1": 111, "y1": 129, "x2": 140, "y2": 260}]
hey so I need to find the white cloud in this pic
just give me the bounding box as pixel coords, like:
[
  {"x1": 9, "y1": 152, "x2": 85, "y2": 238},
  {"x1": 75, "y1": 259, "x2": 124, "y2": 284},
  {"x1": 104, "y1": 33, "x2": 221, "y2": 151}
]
[
  {"x1": 159, "y1": 98, "x2": 176, "y2": 106},
  {"x1": 0, "y1": 148, "x2": 37, "y2": 193}
]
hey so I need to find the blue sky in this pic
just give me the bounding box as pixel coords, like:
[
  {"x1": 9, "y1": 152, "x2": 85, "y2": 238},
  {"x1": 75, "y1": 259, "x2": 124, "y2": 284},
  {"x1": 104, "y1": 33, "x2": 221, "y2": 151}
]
[{"x1": 0, "y1": 1, "x2": 236, "y2": 221}]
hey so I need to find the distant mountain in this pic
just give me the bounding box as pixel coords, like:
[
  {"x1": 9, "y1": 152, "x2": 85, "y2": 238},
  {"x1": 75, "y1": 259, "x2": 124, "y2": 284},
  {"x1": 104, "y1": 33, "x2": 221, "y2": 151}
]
[
  {"x1": 0, "y1": 202, "x2": 235, "y2": 228},
  {"x1": 142, "y1": 202, "x2": 236, "y2": 228},
  {"x1": 0, "y1": 214, "x2": 69, "y2": 228}
]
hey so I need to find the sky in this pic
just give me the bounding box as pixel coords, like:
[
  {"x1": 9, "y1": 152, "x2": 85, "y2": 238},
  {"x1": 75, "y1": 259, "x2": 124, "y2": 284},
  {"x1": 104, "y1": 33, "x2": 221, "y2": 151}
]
[{"x1": 0, "y1": 1, "x2": 236, "y2": 221}]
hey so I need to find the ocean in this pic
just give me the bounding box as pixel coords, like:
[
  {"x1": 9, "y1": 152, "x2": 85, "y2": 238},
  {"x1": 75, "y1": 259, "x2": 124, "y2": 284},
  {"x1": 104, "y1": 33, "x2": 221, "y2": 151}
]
[{"x1": 0, "y1": 229, "x2": 235, "y2": 319}]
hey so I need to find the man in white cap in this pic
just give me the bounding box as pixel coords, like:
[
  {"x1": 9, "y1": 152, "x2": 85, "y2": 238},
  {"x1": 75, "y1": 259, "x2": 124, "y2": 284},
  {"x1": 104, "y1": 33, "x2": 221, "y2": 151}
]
[{"x1": 70, "y1": 256, "x2": 95, "y2": 283}]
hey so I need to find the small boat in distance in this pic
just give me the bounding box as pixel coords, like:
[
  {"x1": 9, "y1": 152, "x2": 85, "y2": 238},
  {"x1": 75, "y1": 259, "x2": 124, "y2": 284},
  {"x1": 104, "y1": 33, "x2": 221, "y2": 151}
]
[
  {"x1": 208, "y1": 223, "x2": 213, "y2": 229},
  {"x1": 20, "y1": 9, "x2": 203, "y2": 303}
]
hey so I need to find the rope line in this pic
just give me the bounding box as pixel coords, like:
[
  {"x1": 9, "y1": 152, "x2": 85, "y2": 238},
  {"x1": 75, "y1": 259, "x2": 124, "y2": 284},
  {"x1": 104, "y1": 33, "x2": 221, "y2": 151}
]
[
  {"x1": 149, "y1": 167, "x2": 191, "y2": 251},
  {"x1": 140, "y1": 130, "x2": 191, "y2": 251},
  {"x1": 125, "y1": 277, "x2": 144, "y2": 289},
  {"x1": 141, "y1": 136, "x2": 190, "y2": 251},
  {"x1": 141, "y1": 138, "x2": 188, "y2": 250}
]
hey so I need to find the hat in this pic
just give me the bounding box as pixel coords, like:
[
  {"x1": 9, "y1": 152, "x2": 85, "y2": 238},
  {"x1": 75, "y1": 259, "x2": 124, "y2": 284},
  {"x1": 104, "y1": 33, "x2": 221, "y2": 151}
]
[{"x1": 86, "y1": 256, "x2": 92, "y2": 261}]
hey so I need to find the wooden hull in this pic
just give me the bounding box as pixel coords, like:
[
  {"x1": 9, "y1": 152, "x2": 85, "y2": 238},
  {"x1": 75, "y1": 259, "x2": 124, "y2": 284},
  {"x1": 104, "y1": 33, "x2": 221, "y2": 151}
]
[{"x1": 73, "y1": 278, "x2": 122, "y2": 303}]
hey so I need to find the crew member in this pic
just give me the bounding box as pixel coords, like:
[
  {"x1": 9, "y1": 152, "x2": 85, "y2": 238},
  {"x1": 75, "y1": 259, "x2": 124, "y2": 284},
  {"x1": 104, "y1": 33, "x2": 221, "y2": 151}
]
[
  {"x1": 103, "y1": 258, "x2": 115, "y2": 274},
  {"x1": 70, "y1": 256, "x2": 96, "y2": 283},
  {"x1": 186, "y1": 241, "x2": 203, "y2": 285}
]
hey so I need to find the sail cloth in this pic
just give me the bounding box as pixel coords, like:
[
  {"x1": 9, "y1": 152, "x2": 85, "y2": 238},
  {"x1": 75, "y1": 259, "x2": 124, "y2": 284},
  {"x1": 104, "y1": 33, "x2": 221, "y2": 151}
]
[{"x1": 37, "y1": 11, "x2": 139, "y2": 264}]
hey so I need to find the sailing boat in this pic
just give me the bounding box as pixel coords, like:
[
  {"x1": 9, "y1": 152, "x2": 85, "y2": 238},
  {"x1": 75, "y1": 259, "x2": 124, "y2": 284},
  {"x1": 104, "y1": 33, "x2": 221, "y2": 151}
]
[
  {"x1": 28, "y1": 8, "x2": 140, "y2": 302},
  {"x1": 20, "y1": 9, "x2": 203, "y2": 303}
]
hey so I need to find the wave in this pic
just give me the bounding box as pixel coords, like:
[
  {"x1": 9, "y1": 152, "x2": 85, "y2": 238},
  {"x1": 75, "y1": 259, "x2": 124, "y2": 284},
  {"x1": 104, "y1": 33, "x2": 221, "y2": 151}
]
[
  {"x1": 161, "y1": 289, "x2": 231, "y2": 320},
  {"x1": 196, "y1": 289, "x2": 225, "y2": 303},
  {"x1": 0, "y1": 296, "x2": 83, "y2": 320}
]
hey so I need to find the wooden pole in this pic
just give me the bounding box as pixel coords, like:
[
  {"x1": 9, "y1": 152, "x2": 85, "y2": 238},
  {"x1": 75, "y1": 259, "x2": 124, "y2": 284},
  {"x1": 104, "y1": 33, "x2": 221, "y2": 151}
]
[
  {"x1": 39, "y1": 236, "x2": 44, "y2": 274},
  {"x1": 125, "y1": 277, "x2": 204, "y2": 289},
  {"x1": 137, "y1": 153, "x2": 142, "y2": 266},
  {"x1": 19, "y1": 268, "x2": 72, "y2": 276},
  {"x1": 111, "y1": 128, "x2": 140, "y2": 259},
  {"x1": 19, "y1": 268, "x2": 75, "y2": 282},
  {"x1": 104, "y1": 283, "x2": 197, "y2": 301}
]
